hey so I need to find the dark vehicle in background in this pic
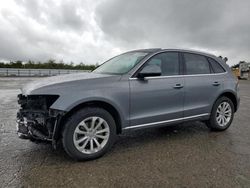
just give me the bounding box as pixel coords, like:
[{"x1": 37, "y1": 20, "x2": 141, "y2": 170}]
[{"x1": 17, "y1": 49, "x2": 240, "y2": 160}]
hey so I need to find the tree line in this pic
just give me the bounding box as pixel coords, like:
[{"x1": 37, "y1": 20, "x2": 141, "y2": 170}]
[
  {"x1": 0, "y1": 58, "x2": 248, "y2": 70},
  {"x1": 0, "y1": 60, "x2": 97, "y2": 70}
]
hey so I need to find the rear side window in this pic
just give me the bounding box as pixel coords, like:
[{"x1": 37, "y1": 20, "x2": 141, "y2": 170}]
[
  {"x1": 208, "y1": 58, "x2": 226, "y2": 73},
  {"x1": 184, "y1": 53, "x2": 211, "y2": 75}
]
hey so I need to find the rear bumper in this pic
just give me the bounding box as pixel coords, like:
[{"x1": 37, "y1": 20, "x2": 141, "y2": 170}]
[
  {"x1": 235, "y1": 82, "x2": 240, "y2": 112},
  {"x1": 236, "y1": 96, "x2": 240, "y2": 112}
]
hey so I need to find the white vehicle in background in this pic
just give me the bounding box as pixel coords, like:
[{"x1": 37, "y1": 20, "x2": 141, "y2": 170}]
[{"x1": 232, "y1": 62, "x2": 250, "y2": 80}]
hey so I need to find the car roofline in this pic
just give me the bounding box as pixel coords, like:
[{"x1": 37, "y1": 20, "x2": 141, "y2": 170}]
[{"x1": 126, "y1": 48, "x2": 218, "y2": 59}]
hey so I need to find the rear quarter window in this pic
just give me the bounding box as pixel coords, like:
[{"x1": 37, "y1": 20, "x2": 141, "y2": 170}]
[{"x1": 208, "y1": 58, "x2": 226, "y2": 73}]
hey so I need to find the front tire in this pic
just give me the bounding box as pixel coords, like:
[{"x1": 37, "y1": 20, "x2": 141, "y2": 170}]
[
  {"x1": 206, "y1": 97, "x2": 234, "y2": 131},
  {"x1": 62, "y1": 107, "x2": 116, "y2": 161}
]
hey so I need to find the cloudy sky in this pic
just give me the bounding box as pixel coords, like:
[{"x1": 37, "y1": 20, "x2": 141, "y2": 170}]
[{"x1": 0, "y1": 0, "x2": 249, "y2": 65}]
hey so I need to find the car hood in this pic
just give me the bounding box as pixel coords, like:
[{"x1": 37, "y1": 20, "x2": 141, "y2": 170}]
[{"x1": 21, "y1": 72, "x2": 117, "y2": 95}]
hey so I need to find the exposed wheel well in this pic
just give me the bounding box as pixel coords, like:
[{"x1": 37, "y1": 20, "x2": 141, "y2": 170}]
[
  {"x1": 61, "y1": 101, "x2": 122, "y2": 135},
  {"x1": 218, "y1": 92, "x2": 238, "y2": 112}
]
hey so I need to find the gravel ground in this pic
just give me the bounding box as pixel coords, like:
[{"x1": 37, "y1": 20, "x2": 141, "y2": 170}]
[{"x1": 0, "y1": 77, "x2": 250, "y2": 187}]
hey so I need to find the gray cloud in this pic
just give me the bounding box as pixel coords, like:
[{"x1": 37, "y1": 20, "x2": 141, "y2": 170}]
[
  {"x1": 0, "y1": 0, "x2": 116, "y2": 63},
  {"x1": 15, "y1": 0, "x2": 86, "y2": 32},
  {"x1": 96, "y1": 0, "x2": 250, "y2": 64},
  {"x1": 0, "y1": 0, "x2": 250, "y2": 65}
]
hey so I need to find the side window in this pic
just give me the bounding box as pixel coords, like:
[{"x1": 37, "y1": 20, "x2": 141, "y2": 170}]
[
  {"x1": 140, "y1": 58, "x2": 162, "y2": 74},
  {"x1": 184, "y1": 53, "x2": 211, "y2": 75},
  {"x1": 140, "y1": 52, "x2": 179, "y2": 76},
  {"x1": 208, "y1": 58, "x2": 226, "y2": 73}
]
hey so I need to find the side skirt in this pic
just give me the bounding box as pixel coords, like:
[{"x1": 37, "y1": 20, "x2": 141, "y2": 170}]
[{"x1": 123, "y1": 113, "x2": 210, "y2": 130}]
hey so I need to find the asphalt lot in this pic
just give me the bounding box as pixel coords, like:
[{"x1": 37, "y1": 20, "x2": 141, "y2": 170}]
[{"x1": 0, "y1": 77, "x2": 250, "y2": 187}]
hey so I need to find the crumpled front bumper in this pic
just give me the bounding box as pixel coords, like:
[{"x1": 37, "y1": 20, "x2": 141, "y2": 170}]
[
  {"x1": 16, "y1": 110, "x2": 53, "y2": 141},
  {"x1": 16, "y1": 94, "x2": 64, "y2": 145},
  {"x1": 16, "y1": 115, "x2": 29, "y2": 139}
]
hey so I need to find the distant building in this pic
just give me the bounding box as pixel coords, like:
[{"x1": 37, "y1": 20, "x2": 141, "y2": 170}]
[{"x1": 247, "y1": 62, "x2": 250, "y2": 68}]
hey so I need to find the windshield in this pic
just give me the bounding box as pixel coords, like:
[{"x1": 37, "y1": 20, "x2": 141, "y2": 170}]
[{"x1": 93, "y1": 52, "x2": 148, "y2": 75}]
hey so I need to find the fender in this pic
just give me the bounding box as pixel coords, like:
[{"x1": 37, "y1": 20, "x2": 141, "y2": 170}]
[{"x1": 50, "y1": 95, "x2": 128, "y2": 127}]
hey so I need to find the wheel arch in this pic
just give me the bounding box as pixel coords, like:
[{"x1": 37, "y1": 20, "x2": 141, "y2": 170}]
[
  {"x1": 60, "y1": 100, "x2": 123, "y2": 135},
  {"x1": 215, "y1": 91, "x2": 238, "y2": 112}
]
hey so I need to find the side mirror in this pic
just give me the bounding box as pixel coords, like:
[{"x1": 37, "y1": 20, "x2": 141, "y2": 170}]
[
  {"x1": 137, "y1": 64, "x2": 161, "y2": 80},
  {"x1": 137, "y1": 72, "x2": 161, "y2": 80}
]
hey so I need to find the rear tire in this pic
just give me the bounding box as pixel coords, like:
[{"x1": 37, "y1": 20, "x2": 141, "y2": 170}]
[
  {"x1": 62, "y1": 107, "x2": 116, "y2": 161},
  {"x1": 206, "y1": 97, "x2": 234, "y2": 131}
]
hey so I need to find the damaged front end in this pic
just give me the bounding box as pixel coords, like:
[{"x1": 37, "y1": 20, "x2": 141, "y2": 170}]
[{"x1": 17, "y1": 94, "x2": 64, "y2": 145}]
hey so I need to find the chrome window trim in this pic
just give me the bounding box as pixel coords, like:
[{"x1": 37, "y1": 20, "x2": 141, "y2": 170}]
[
  {"x1": 123, "y1": 113, "x2": 210, "y2": 130},
  {"x1": 129, "y1": 50, "x2": 227, "y2": 80},
  {"x1": 129, "y1": 72, "x2": 227, "y2": 80}
]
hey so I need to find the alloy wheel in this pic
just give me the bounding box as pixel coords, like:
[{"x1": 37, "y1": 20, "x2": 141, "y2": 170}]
[
  {"x1": 216, "y1": 102, "x2": 232, "y2": 127},
  {"x1": 73, "y1": 117, "x2": 110, "y2": 154}
]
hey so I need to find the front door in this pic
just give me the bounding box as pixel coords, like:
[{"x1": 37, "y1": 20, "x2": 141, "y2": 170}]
[{"x1": 129, "y1": 52, "x2": 184, "y2": 128}]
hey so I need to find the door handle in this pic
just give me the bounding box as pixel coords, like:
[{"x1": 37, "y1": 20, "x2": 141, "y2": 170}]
[
  {"x1": 212, "y1": 81, "x2": 220, "y2": 86},
  {"x1": 173, "y1": 84, "x2": 184, "y2": 89}
]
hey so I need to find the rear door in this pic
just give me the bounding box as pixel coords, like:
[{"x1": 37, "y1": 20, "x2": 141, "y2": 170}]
[{"x1": 182, "y1": 53, "x2": 224, "y2": 117}]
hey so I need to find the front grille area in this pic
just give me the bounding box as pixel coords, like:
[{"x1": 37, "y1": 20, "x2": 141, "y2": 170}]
[{"x1": 17, "y1": 94, "x2": 59, "y2": 141}]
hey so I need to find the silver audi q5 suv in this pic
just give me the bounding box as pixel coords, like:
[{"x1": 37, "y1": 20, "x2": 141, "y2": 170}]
[{"x1": 17, "y1": 49, "x2": 240, "y2": 160}]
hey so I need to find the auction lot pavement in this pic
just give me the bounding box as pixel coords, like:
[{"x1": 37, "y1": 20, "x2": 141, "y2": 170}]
[{"x1": 0, "y1": 77, "x2": 250, "y2": 187}]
